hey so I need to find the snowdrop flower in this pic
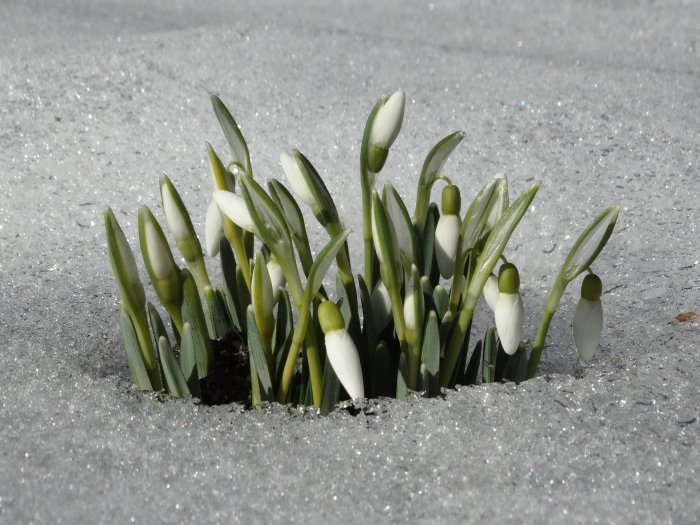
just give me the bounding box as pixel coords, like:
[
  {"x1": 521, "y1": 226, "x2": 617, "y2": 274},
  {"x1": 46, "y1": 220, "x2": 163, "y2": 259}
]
[
  {"x1": 266, "y1": 256, "x2": 285, "y2": 304},
  {"x1": 138, "y1": 206, "x2": 181, "y2": 308},
  {"x1": 482, "y1": 273, "x2": 499, "y2": 312},
  {"x1": 204, "y1": 200, "x2": 223, "y2": 258},
  {"x1": 494, "y1": 263, "x2": 524, "y2": 355},
  {"x1": 160, "y1": 176, "x2": 201, "y2": 263},
  {"x1": 104, "y1": 207, "x2": 145, "y2": 308},
  {"x1": 280, "y1": 151, "x2": 315, "y2": 209},
  {"x1": 435, "y1": 184, "x2": 461, "y2": 279},
  {"x1": 213, "y1": 189, "x2": 256, "y2": 233},
  {"x1": 318, "y1": 300, "x2": 364, "y2": 399},
  {"x1": 371, "y1": 280, "x2": 393, "y2": 332},
  {"x1": 573, "y1": 273, "x2": 604, "y2": 362},
  {"x1": 367, "y1": 89, "x2": 405, "y2": 174}
]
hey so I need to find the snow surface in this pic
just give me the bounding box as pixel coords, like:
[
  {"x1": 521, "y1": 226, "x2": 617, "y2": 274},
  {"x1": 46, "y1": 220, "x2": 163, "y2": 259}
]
[{"x1": 1, "y1": 1, "x2": 699, "y2": 522}]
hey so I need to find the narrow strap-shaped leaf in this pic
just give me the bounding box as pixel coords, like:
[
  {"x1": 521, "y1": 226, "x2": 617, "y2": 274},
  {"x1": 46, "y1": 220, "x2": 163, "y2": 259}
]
[
  {"x1": 358, "y1": 274, "x2": 377, "y2": 370},
  {"x1": 494, "y1": 340, "x2": 508, "y2": 383},
  {"x1": 396, "y1": 353, "x2": 409, "y2": 400},
  {"x1": 335, "y1": 272, "x2": 352, "y2": 330},
  {"x1": 503, "y1": 344, "x2": 527, "y2": 383},
  {"x1": 118, "y1": 305, "x2": 153, "y2": 391},
  {"x1": 268, "y1": 179, "x2": 314, "y2": 275},
  {"x1": 420, "y1": 311, "x2": 440, "y2": 397},
  {"x1": 219, "y1": 237, "x2": 244, "y2": 333},
  {"x1": 179, "y1": 322, "x2": 201, "y2": 398},
  {"x1": 422, "y1": 203, "x2": 441, "y2": 286},
  {"x1": 433, "y1": 285, "x2": 449, "y2": 321},
  {"x1": 463, "y1": 340, "x2": 482, "y2": 386},
  {"x1": 320, "y1": 354, "x2": 341, "y2": 416},
  {"x1": 147, "y1": 301, "x2": 169, "y2": 350},
  {"x1": 482, "y1": 326, "x2": 497, "y2": 384},
  {"x1": 449, "y1": 317, "x2": 472, "y2": 388},
  {"x1": 240, "y1": 176, "x2": 293, "y2": 255},
  {"x1": 273, "y1": 289, "x2": 293, "y2": 385},
  {"x1": 246, "y1": 306, "x2": 274, "y2": 401},
  {"x1": 383, "y1": 183, "x2": 418, "y2": 261},
  {"x1": 306, "y1": 229, "x2": 352, "y2": 299},
  {"x1": 249, "y1": 355, "x2": 262, "y2": 408},
  {"x1": 180, "y1": 269, "x2": 213, "y2": 379},
  {"x1": 203, "y1": 285, "x2": 231, "y2": 340},
  {"x1": 293, "y1": 151, "x2": 340, "y2": 227},
  {"x1": 211, "y1": 95, "x2": 251, "y2": 175},
  {"x1": 157, "y1": 336, "x2": 190, "y2": 398}
]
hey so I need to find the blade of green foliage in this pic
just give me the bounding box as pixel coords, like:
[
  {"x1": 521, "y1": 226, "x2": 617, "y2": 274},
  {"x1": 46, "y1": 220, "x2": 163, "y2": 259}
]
[
  {"x1": 433, "y1": 285, "x2": 449, "y2": 321},
  {"x1": 246, "y1": 306, "x2": 274, "y2": 401},
  {"x1": 203, "y1": 285, "x2": 230, "y2": 340},
  {"x1": 147, "y1": 301, "x2": 169, "y2": 349},
  {"x1": 249, "y1": 357, "x2": 261, "y2": 408},
  {"x1": 306, "y1": 230, "x2": 351, "y2": 299},
  {"x1": 503, "y1": 344, "x2": 528, "y2": 384},
  {"x1": 240, "y1": 176, "x2": 293, "y2": 258},
  {"x1": 211, "y1": 95, "x2": 251, "y2": 175},
  {"x1": 562, "y1": 206, "x2": 620, "y2": 283},
  {"x1": 494, "y1": 342, "x2": 508, "y2": 383},
  {"x1": 273, "y1": 289, "x2": 293, "y2": 386},
  {"x1": 268, "y1": 179, "x2": 314, "y2": 275},
  {"x1": 482, "y1": 327, "x2": 497, "y2": 384},
  {"x1": 219, "y1": 237, "x2": 244, "y2": 334},
  {"x1": 463, "y1": 340, "x2": 482, "y2": 385},
  {"x1": 421, "y1": 203, "x2": 440, "y2": 283},
  {"x1": 335, "y1": 273, "x2": 352, "y2": 330},
  {"x1": 438, "y1": 311, "x2": 453, "y2": 358},
  {"x1": 118, "y1": 305, "x2": 153, "y2": 391},
  {"x1": 178, "y1": 322, "x2": 201, "y2": 398},
  {"x1": 449, "y1": 317, "x2": 472, "y2": 388},
  {"x1": 293, "y1": 151, "x2": 340, "y2": 227},
  {"x1": 420, "y1": 311, "x2": 440, "y2": 397},
  {"x1": 320, "y1": 354, "x2": 341, "y2": 416},
  {"x1": 180, "y1": 269, "x2": 213, "y2": 378},
  {"x1": 358, "y1": 274, "x2": 377, "y2": 370},
  {"x1": 157, "y1": 336, "x2": 190, "y2": 398},
  {"x1": 396, "y1": 353, "x2": 409, "y2": 400},
  {"x1": 383, "y1": 184, "x2": 418, "y2": 261}
]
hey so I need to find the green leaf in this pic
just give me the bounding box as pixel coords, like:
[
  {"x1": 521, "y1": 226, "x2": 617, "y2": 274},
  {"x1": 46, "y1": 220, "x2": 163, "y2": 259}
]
[
  {"x1": 396, "y1": 353, "x2": 409, "y2": 400},
  {"x1": 203, "y1": 285, "x2": 231, "y2": 340},
  {"x1": 383, "y1": 184, "x2": 418, "y2": 260},
  {"x1": 371, "y1": 191, "x2": 401, "y2": 288},
  {"x1": 449, "y1": 316, "x2": 472, "y2": 388},
  {"x1": 432, "y1": 285, "x2": 449, "y2": 321},
  {"x1": 211, "y1": 95, "x2": 251, "y2": 175},
  {"x1": 219, "y1": 237, "x2": 244, "y2": 333},
  {"x1": 420, "y1": 311, "x2": 440, "y2": 397},
  {"x1": 246, "y1": 306, "x2": 274, "y2": 401},
  {"x1": 292, "y1": 151, "x2": 340, "y2": 227},
  {"x1": 118, "y1": 305, "x2": 153, "y2": 391},
  {"x1": 320, "y1": 354, "x2": 341, "y2": 416},
  {"x1": 358, "y1": 275, "x2": 377, "y2": 363},
  {"x1": 561, "y1": 206, "x2": 620, "y2": 283},
  {"x1": 268, "y1": 179, "x2": 314, "y2": 275},
  {"x1": 178, "y1": 322, "x2": 201, "y2": 398},
  {"x1": 482, "y1": 327, "x2": 497, "y2": 384},
  {"x1": 147, "y1": 301, "x2": 169, "y2": 350},
  {"x1": 463, "y1": 340, "x2": 482, "y2": 385},
  {"x1": 240, "y1": 176, "x2": 292, "y2": 255},
  {"x1": 503, "y1": 344, "x2": 527, "y2": 384},
  {"x1": 157, "y1": 336, "x2": 190, "y2": 398},
  {"x1": 422, "y1": 203, "x2": 440, "y2": 285},
  {"x1": 305, "y1": 229, "x2": 352, "y2": 300},
  {"x1": 180, "y1": 269, "x2": 213, "y2": 379}
]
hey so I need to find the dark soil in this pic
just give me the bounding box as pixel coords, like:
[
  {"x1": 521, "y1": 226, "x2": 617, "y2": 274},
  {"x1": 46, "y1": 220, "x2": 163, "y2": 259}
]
[{"x1": 199, "y1": 332, "x2": 252, "y2": 407}]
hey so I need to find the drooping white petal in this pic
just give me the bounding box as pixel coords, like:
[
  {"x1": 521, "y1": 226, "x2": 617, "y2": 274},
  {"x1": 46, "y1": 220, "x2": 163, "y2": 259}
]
[
  {"x1": 213, "y1": 190, "x2": 255, "y2": 233},
  {"x1": 371, "y1": 280, "x2": 392, "y2": 332},
  {"x1": 280, "y1": 152, "x2": 315, "y2": 209},
  {"x1": 403, "y1": 286, "x2": 417, "y2": 333},
  {"x1": 161, "y1": 183, "x2": 190, "y2": 243},
  {"x1": 494, "y1": 292, "x2": 524, "y2": 355},
  {"x1": 267, "y1": 258, "x2": 285, "y2": 303},
  {"x1": 573, "y1": 297, "x2": 603, "y2": 362},
  {"x1": 205, "y1": 200, "x2": 223, "y2": 257},
  {"x1": 435, "y1": 214, "x2": 461, "y2": 279},
  {"x1": 369, "y1": 90, "x2": 405, "y2": 150},
  {"x1": 482, "y1": 274, "x2": 499, "y2": 312},
  {"x1": 325, "y1": 329, "x2": 365, "y2": 399}
]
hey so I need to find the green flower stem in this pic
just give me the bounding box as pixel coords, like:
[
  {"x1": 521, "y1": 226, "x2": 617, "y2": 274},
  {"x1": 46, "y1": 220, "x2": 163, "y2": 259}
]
[
  {"x1": 413, "y1": 179, "x2": 431, "y2": 237},
  {"x1": 223, "y1": 222, "x2": 251, "y2": 290},
  {"x1": 127, "y1": 305, "x2": 163, "y2": 390},
  {"x1": 189, "y1": 257, "x2": 211, "y2": 295},
  {"x1": 527, "y1": 280, "x2": 565, "y2": 379},
  {"x1": 439, "y1": 293, "x2": 477, "y2": 388},
  {"x1": 326, "y1": 221, "x2": 361, "y2": 342}
]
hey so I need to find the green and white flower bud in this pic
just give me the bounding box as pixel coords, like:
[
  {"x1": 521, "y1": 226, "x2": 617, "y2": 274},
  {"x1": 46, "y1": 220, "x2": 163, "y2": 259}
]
[
  {"x1": 104, "y1": 207, "x2": 145, "y2": 309},
  {"x1": 435, "y1": 185, "x2": 462, "y2": 279},
  {"x1": 160, "y1": 176, "x2": 201, "y2": 263},
  {"x1": 204, "y1": 200, "x2": 223, "y2": 258},
  {"x1": 482, "y1": 273, "x2": 499, "y2": 312},
  {"x1": 371, "y1": 280, "x2": 393, "y2": 332},
  {"x1": 280, "y1": 151, "x2": 315, "y2": 209},
  {"x1": 318, "y1": 301, "x2": 364, "y2": 399},
  {"x1": 573, "y1": 274, "x2": 604, "y2": 362},
  {"x1": 367, "y1": 90, "x2": 405, "y2": 173},
  {"x1": 213, "y1": 190, "x2": 256, "y2": 233},
  {"x1": 266, "y1": 256, "x2": 285, "y2": 304},
  {"x1": 494, "y1": 263, "x2": 523, "y2": 355},
  {"x1": 138, "y1": 206, "x2": 181, "y2": 308}
]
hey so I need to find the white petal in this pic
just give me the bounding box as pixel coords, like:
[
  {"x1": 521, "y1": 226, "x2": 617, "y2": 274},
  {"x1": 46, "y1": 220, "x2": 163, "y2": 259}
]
[
  {"x1": 403, "y1": 288, "x2": 416, "y2": 333},
  {"x1": 482, "y1": 274, "x2": 499, "y2": 312},
  {"x1": 325, "y1": 329, "x2": 364, "y2": 399},
  {"x1": 205, "y1": 200, "x2": 223, "y2": 258},
  {"x1": 435, "y1": 214, "x2": 461, "y2": 279},
  {"x1": 371, "y1": 280, "x2": 392, "y2": 332},
  {"x1": 494, "y1": 292, "x2": 524, "y2": 355},
  {"x1": 280, "y1": 152, "x2": 315, "y2": 208},
  {"x1": 369, "y1": 89, "x2": 405, "y2": 150},
  {"x1": 267, "y1": 259, "x2": 285, "y2": 303},
  {"x1": 213, "y1": 190, "x2": 255, "y2": 233},
  {"x1": 144, "y1": 221, "x2": 173, "y2": 280},
  {"x1": 573, "y1": 298, "x2": 603, "y2": 362},
  {"x1": 162, "y1": 184, "x2": 190, "y2": 242}
]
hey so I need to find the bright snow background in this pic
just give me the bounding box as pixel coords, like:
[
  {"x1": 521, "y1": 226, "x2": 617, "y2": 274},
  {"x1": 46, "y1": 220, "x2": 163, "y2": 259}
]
[{"x1": 1, "y1": 1, "x2": 699, "y2": 523}]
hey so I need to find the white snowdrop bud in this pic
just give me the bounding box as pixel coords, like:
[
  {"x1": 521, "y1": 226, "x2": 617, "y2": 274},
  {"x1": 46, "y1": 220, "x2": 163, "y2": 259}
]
[
  {"x1": 104, "y1": 207, "x2": 145, "y2": 308},
  {"x1": 266, "y1": 257, "x2": 286, "y2": 304},
  {"x1": 280, "y1": 151, "x2": 315, "y2": 209},
  {"x1": 435, "y1": 185, "x2": 462, "y2": 279},
  {"x1": 367, "y1": 90, "x2": 405, "y2": 173},
  {"x1": 318, "y1": 301, "x2": 364, "y2": 399},
  {"x1": 371, "y1": 280, "x2": 393, "y2": 332},
  {"x1": 482, "y1": 273, "x2": 499, "y2": 312},
  {"x1": 213, "y1": 190, "x2": 256, "y2": 233},
  {"x1": 160, "y1": 177, "x2": 191, "y2": 244},
  {"x1": 494, "y1": 263, "x2": 524, "y2": 355},
  {"x1": 573, "y1": 274, "x2": 604, "y2": 362},
  {"x1": 205, "y1": 200, "x2": 223, "y2": 257}
]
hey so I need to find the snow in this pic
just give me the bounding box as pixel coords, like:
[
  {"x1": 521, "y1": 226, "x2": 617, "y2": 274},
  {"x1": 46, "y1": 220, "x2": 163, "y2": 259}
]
[{"x1": 1, "y1": 1, "x2": 699, "y2": 522}]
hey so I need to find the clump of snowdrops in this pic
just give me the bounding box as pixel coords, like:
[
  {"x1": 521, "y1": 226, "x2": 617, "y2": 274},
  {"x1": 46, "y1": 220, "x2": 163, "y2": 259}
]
[{"x1": 105, "y1": 91, "x2": 619, "y2": 413}]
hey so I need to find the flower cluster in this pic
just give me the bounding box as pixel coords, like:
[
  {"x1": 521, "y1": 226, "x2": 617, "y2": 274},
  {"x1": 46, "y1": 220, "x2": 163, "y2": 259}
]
[{"x1": 105, "y1": 91, "x2": 618, "y2": 412}]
